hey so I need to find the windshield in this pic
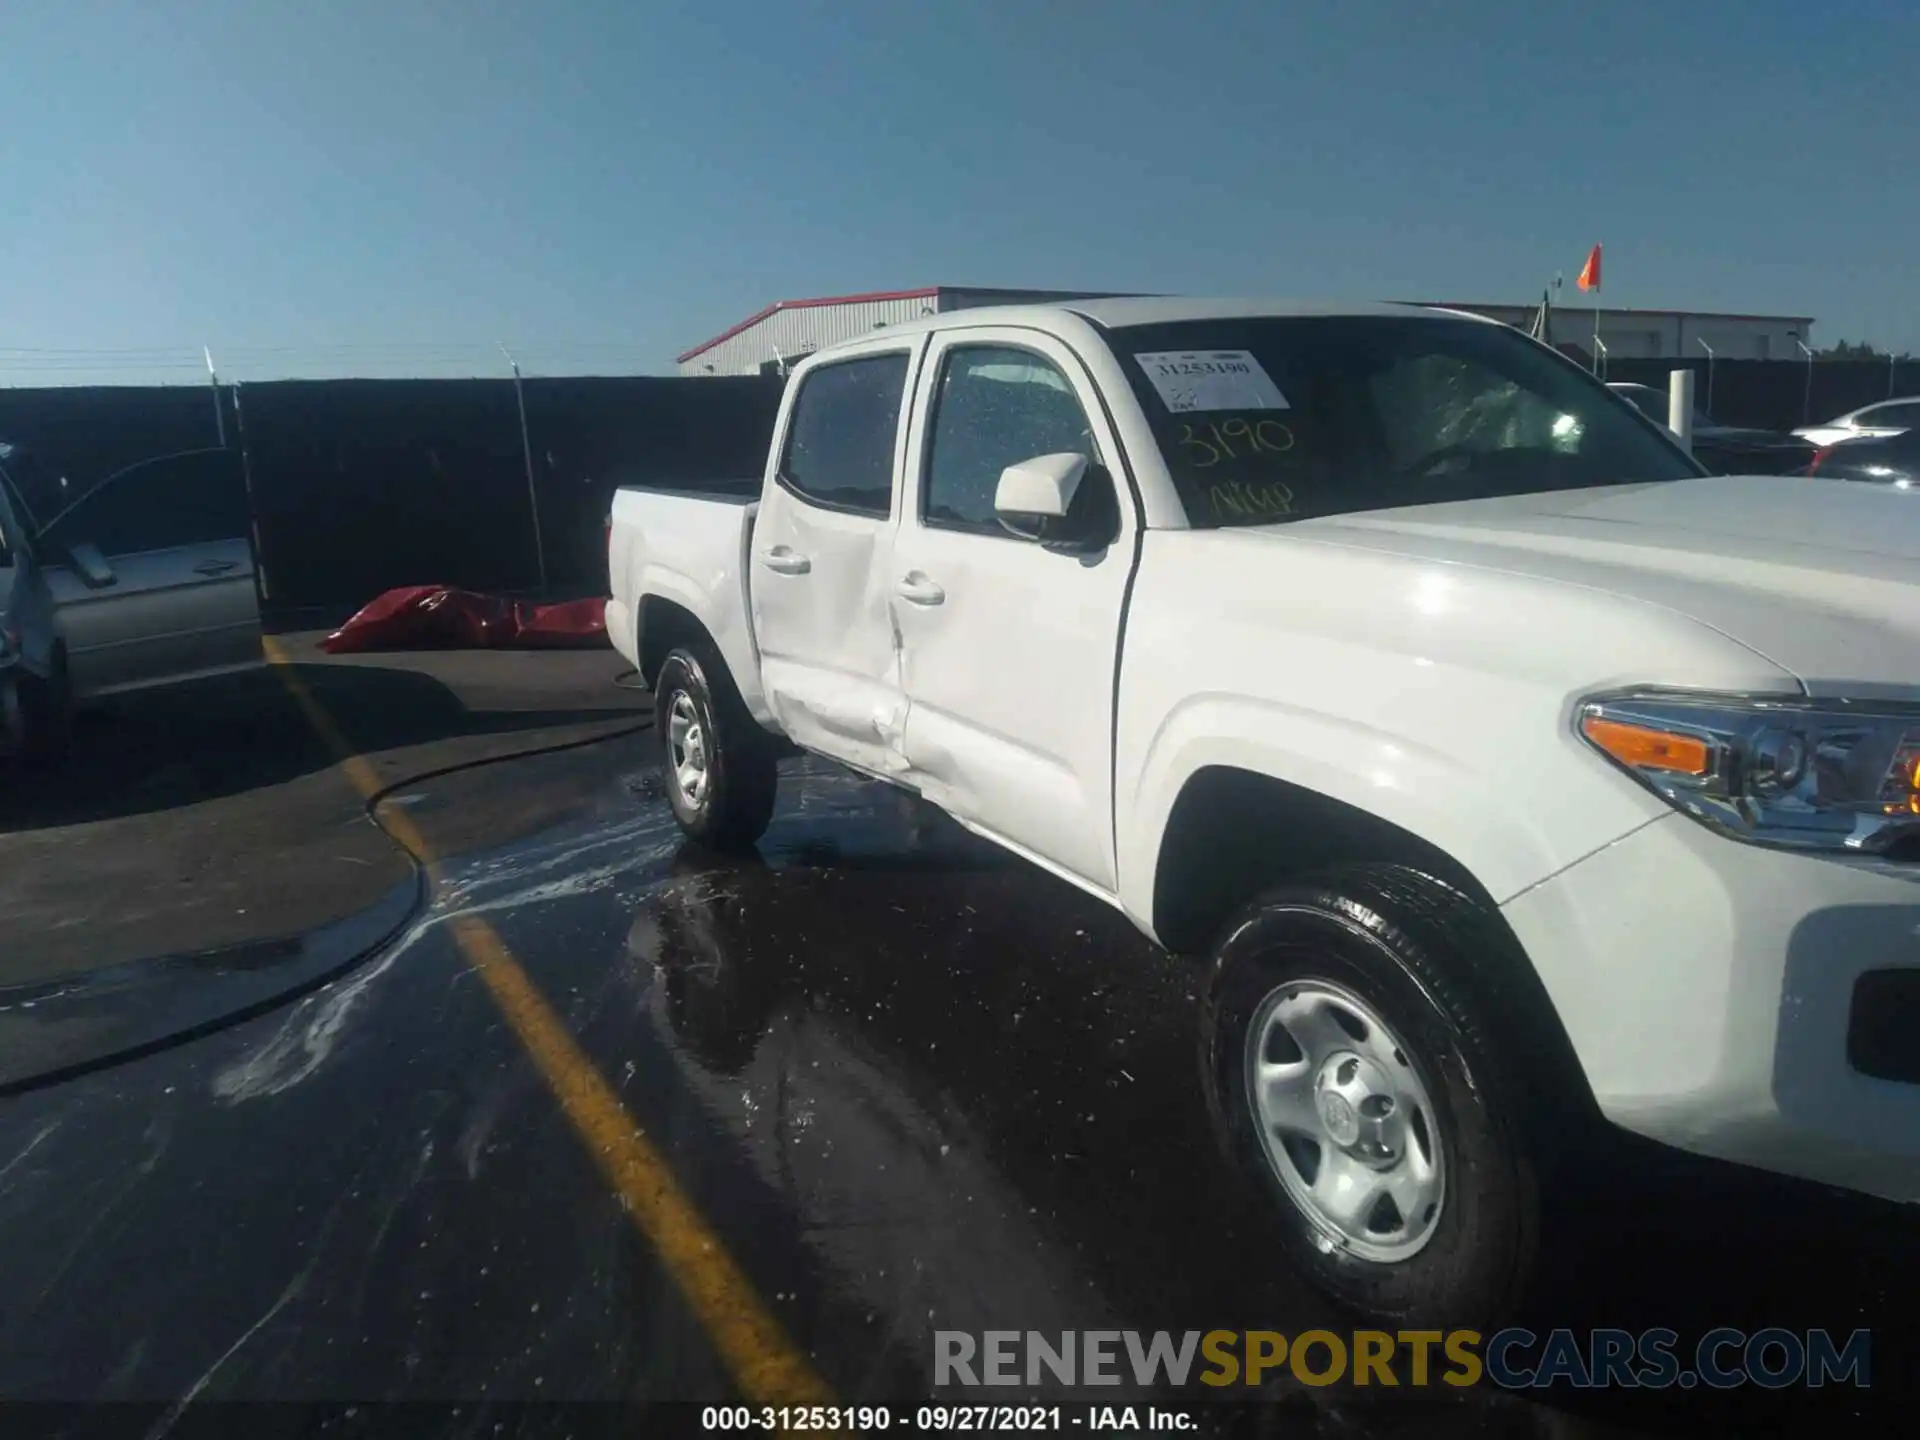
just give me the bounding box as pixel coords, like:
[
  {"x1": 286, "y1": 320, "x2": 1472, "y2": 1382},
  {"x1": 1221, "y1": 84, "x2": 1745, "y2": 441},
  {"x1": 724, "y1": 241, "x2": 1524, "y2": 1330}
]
[{"x1": 1108, "y1": 316, "x2": 1703, "y2": 527}]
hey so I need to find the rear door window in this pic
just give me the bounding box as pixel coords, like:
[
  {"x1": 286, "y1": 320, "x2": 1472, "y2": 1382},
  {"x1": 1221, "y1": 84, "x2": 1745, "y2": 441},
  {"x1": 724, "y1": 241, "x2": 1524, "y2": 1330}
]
[{"x1": 777, "y1": 353, "x2": 910, "y2": 517}]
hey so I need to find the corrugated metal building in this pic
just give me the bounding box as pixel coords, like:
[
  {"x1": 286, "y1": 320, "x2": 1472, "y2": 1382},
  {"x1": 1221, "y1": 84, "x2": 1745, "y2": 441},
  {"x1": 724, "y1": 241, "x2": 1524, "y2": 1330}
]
[
  {"x1": 677, "y1": 287, "x2": 1817, "y2": 375},
  {"x1": 675, "y1": 286, "x2": 1130, "y2": 376}
]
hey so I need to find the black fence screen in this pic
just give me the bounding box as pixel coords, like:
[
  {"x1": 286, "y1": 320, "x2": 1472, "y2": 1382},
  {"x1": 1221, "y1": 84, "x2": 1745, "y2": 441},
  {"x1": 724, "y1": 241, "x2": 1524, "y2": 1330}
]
[
  {"x1": 0, "y1": 385, "x2": 236, "y2": 520},
  {"x1": 1602, "y1": 358, "x2": 1914, "y2": 433},
  {"x1": 520, "y1": 375, "x2": 784, "y2": 596},
  {"x1": 236, "y1": 379, "x2": 534, "y2": 606},
  {"x1": 0, "y1": 374, "x2": 784, "y2": 613}
]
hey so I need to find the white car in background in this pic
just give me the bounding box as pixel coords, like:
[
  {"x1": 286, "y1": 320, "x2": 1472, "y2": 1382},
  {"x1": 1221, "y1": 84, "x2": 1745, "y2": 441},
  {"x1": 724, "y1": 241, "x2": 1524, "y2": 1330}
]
[{"x1": 1795, "y1": 396, "x2": 1920, "y2": 448}]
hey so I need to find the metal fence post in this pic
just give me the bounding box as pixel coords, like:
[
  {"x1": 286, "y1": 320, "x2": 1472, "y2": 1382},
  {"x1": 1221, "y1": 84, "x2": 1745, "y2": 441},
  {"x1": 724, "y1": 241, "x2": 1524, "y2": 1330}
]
[
  {"x1": 205, "y1": 347, "x2": 227, "y2": 447},
  {"x1": 231, "y1": 380, "x2": 270, "y2": 606},
  {"x1": 500, "y1": 344, "x2": 549, "y2": 596}
]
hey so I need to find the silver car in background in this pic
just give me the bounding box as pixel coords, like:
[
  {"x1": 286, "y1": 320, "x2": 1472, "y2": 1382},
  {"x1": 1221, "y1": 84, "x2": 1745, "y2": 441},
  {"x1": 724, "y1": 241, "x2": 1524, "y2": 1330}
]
[
  {"x1": 1794, "y1": 396, "x2": 1920, "y2": 448},
  {"x1": 0, "y1": 443, "x2": 263, "y2": 760}
]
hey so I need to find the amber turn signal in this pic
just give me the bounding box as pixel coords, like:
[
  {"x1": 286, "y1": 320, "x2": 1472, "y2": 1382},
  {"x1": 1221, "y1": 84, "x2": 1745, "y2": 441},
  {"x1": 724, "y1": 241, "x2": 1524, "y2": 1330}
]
[{"x1": 1580, "y1": 715, "x2": 1712, "y2": 776}]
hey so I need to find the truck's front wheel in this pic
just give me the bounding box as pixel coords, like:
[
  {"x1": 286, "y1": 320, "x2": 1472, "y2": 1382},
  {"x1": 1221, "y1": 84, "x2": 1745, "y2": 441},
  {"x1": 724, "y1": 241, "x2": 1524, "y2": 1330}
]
[
  {"x1": 1201, "y1": 864, "x2": 1563, "y2": 1329},
  {"x1": 653, "y1": 646, "x2": 777, "y2": 852}
]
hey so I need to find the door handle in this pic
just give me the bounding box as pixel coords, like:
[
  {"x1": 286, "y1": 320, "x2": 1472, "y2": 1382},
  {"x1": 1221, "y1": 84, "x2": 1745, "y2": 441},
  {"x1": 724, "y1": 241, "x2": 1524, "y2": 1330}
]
[
  {"x1": 760, "y1": 545, "x2": 811, "y2": 575},
  {"x1": 194, "y1": 559, "x2": 239, "y2": 576},
  {"x1": 895, "y1": 572, "x2": 945, "y2": 606}
]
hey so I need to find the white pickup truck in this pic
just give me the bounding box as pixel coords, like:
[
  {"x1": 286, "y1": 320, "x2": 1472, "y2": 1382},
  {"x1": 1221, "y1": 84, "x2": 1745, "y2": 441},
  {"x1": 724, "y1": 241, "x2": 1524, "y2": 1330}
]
[{"x1": 608, "y1": 298, "x2": 1920, "y2": 1323}]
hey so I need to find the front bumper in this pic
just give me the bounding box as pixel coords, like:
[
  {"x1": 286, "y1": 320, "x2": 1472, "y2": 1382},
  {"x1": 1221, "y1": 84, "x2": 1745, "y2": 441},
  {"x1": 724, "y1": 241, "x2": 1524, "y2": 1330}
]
[{"x1": 1502, "y1": 812, "x2": 1920, "y2": 1203}]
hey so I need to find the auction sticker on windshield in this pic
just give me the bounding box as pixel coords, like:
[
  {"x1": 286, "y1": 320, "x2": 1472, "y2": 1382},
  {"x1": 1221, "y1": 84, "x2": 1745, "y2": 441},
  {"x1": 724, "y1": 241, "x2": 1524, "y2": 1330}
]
[{"x1": 1135, "y1": 350, "x2": 1290, "y2": 413}]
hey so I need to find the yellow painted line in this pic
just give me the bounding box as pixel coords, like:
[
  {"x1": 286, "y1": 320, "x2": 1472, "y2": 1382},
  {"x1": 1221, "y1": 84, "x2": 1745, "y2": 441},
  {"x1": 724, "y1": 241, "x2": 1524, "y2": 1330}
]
[
  {"x1": 263, "y1": 637, "x2": 431, "y2": 854},
  {"x1": 263, "y1": 634, "x2": 836, "y2": 1410}
]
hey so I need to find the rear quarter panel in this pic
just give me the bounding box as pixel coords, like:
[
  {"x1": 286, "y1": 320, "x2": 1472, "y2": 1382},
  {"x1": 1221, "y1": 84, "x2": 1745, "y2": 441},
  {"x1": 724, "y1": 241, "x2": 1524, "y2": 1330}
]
[{"x1": 610, "y1": 487, "x2": 770, "y2": 722}]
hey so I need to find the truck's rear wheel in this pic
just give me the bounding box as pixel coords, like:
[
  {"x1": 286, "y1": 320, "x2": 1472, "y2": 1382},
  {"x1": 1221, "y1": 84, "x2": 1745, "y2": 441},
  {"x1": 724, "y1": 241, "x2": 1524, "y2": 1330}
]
[
  {"x1": 1201, "y1": 864, "x2": 1557, "y2": 1328},
  {"x1": 654, "y1": 646, "x2": 777, "y2": 852}
]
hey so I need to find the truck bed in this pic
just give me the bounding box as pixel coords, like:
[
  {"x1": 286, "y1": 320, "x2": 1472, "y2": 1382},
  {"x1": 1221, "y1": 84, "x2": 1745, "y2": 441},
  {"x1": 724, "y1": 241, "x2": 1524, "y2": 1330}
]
[{"x1": 605, "y1": 482, "x2": 770, "y2": 722}]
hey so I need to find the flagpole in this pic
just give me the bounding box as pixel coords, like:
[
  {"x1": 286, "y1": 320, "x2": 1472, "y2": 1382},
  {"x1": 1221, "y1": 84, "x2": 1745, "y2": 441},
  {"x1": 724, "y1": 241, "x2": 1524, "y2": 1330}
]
[{"x1": 1576, "y1": 244, "x2": 1602, "y2": 373}]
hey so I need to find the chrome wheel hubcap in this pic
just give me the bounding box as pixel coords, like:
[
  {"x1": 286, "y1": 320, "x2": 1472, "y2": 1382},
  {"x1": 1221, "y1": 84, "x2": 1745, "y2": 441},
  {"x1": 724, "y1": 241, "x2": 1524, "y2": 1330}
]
[
  {"x1": 1245, "y1": 979, "x2": 1445, "y2": 1262},
  {"x1": 666, "y1": 691, "x2": 709, "y2": 810}
]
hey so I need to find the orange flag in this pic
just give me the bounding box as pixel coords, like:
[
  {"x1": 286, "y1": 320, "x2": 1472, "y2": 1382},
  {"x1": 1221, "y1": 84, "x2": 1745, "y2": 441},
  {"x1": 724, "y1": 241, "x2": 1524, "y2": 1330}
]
[{"x1": 1576, "y1": 243, "x2": 1602, "y2": 293}]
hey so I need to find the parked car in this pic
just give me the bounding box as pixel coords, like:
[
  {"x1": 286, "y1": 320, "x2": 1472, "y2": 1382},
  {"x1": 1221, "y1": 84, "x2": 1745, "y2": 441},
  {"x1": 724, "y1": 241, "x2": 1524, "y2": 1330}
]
[
  {"x1": 0, "y1": 443, "x2": 264, "y2": 759},
  {"x1": 607, "y1": 297, "x2": 1920, "y2": 1326},
  {"x1": 1795, "y1": 396, "x2": 1920, "y2": 449},
  {"x1": 1809, "y1": 426, "x2": 1920, "y2": 488},
  {"x1": 1607, "y1": 381, "x2": 1815, "y2": 474}
]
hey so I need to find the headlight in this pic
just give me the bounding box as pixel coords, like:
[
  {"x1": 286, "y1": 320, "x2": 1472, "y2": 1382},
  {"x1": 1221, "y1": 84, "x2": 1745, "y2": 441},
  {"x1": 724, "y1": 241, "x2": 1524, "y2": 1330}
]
[{"x1": 1577, "y1": 690, "x2": 1920, "y2": 855}]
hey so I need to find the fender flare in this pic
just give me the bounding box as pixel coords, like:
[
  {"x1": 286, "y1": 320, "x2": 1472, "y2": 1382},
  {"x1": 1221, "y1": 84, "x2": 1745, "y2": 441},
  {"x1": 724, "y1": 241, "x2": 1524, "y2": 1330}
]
[{"x1": 633, "y1": 563, "x2": 770, "y2": 722}]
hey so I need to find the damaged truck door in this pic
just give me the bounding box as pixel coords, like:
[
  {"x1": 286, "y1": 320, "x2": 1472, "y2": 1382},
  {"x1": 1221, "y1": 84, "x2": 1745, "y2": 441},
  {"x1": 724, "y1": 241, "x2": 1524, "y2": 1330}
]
[
  {"x1": 889, "y1": 333, "x2": 1132, "y2": 892},
  {"x1": 748, "y1": 341, "x2": 916, "y2": 779}
]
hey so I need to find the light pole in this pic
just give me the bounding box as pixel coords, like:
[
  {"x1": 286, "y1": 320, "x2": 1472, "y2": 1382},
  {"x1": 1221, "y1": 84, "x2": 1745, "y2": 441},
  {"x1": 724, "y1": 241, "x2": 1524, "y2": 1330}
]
[
  {"x1": 499, "y1": 343, "x2": 549, "y2": 596},
  {"x1": 1695, "y1": 338, "x2": 1716, "y2": 417},
  {"x1": 1793, "y1": 335, "x2": 1815, "y2": 426}
]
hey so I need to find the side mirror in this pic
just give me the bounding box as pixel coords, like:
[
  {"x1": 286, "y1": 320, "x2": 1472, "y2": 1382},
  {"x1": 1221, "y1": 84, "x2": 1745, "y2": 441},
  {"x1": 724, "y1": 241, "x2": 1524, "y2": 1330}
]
[
  {"x1": 993, "y1": 453, "x2": 1118, "y2": 554},
  {"x1": 68, "y1": 541, "x2": 116, "y2": 589},
  {"x1": 994, "y1": 452, "x2": 1089, "y2": 544}
]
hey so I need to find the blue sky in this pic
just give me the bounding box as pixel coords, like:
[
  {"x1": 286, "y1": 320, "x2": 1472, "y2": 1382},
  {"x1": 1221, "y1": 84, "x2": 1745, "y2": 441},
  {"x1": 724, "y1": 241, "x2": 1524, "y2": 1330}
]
[{"x1": 0, "y1": 0, "x2": 1914, "y2": 385}]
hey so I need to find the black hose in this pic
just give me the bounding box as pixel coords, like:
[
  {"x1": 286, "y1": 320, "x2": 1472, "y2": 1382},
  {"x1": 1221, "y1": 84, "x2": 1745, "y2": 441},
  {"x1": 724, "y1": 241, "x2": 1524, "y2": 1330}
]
[
  {"x1": 0, "y1": 663, "x2": 656, "y2": 1093},
  {"x1": 356, "y1": 667, "x2": 654, "y2": 860}
]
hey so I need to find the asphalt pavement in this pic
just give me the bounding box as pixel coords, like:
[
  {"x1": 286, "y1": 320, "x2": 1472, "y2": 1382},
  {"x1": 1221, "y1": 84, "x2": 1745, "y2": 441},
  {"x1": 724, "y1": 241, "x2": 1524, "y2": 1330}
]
[
  {"x1": 0, "y1": 630, "x2": 646, "y2": 987},
  {"x1": 2, "y1": 719, "x2": 1916, "y2": 1435}
]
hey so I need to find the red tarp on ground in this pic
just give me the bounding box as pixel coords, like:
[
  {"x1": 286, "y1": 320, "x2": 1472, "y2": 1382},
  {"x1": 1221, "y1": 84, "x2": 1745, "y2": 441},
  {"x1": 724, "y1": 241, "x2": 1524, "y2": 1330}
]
[{"x1": 321, "y1": 586, "x2": 609, "y2": 654}]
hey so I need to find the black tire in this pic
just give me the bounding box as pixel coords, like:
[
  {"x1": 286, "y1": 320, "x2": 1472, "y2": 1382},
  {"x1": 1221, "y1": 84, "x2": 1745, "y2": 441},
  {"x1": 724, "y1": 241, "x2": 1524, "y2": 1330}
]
[
  {"x1": 17, "y1": 646, "x2": 73, "y2": 763},
  {"x1": 1200, "y1": 863, "x2": 1576, "y2": 1330},
  {"x1": 653, "y1": 644, "x2": 777, "y2": 851}
]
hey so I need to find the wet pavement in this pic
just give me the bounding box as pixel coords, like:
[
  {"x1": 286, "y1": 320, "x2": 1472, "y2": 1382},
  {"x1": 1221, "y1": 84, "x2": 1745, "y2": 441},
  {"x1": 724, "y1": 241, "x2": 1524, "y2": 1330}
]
[
  {"x1": 0, "y1": 738, "x2": 1915, "y2": 1435},
  {"x1": 0, "y1": 632, "x2": 645, "y2": 987}
]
